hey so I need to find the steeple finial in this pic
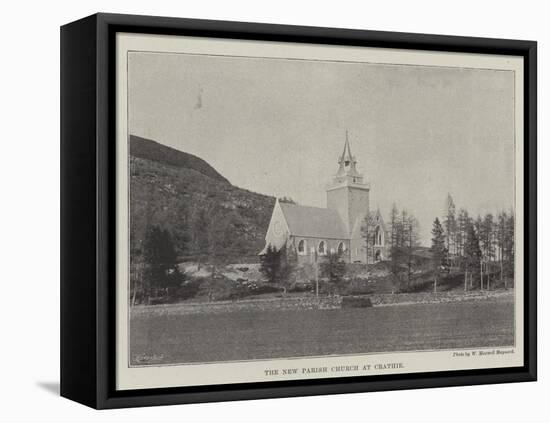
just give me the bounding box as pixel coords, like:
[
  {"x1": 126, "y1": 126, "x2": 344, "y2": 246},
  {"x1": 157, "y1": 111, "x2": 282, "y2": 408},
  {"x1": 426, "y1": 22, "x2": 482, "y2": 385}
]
[{"x1": 341, "y1": 130, "x2": 353, "y2": 164}]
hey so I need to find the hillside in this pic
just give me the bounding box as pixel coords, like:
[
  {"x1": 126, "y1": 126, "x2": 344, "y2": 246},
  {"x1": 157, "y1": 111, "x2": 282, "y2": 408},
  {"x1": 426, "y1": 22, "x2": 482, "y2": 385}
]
[
  {"x1": 130, "y1": 135, "x2": 230, "y2": 184},
  {"x1": 129, "y1": 136, "x2": 275, "y2": 264}
]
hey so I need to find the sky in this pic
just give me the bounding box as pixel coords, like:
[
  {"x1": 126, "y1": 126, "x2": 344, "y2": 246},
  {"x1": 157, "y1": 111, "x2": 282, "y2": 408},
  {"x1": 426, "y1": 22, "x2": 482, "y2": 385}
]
[{"x1": 128, "y1": 51, "x2": 515, "y2": 245}]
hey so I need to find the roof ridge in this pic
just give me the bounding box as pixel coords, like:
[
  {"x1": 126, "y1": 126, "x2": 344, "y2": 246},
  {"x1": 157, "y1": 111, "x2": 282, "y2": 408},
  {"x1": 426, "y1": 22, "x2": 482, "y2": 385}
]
[{"x1": 279, "y1": 202, "x2": 338, "y2": 212}]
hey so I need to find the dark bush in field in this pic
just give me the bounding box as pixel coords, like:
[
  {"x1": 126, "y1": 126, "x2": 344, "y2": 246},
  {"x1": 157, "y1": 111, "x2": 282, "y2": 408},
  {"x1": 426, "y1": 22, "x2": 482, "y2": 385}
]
[
  {"x1": 340, "y1": 277, "x2": 373, "y2": 296},
  {"x1": 289, "y1": 281, "x2": 315, "y2": 293},
  {"x1": 341, "y1": 296, "x2": 373, "y2": 308},
  {"x1": 174, "y1": 279, "x2": 203, "y2": 301}
]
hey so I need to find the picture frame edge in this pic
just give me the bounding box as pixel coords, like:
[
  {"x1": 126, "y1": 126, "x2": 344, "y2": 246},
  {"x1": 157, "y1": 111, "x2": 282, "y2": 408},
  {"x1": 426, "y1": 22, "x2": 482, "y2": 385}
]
[{"x1": 60, "y1": 13, "x2": 538, "y2": 409}]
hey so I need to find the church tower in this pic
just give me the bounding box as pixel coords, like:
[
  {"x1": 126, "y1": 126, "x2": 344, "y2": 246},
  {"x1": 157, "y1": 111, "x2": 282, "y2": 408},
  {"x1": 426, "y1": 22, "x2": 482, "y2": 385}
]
[{"x1": 326, "y1": 132, "x2": 370, "y2": 261}]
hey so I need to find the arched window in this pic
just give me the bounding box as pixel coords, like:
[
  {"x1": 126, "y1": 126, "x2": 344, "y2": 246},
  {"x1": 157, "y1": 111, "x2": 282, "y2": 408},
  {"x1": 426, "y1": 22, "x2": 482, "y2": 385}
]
[
  {"x1": 318, "y1": 241, "x2": 326, "y2": 255},
  {"x1": 297, "y1": 239, "x2": 307, "y2": 255},
  {"x1": 337, "y1": 242, "x2": 345, "y2": 255}
]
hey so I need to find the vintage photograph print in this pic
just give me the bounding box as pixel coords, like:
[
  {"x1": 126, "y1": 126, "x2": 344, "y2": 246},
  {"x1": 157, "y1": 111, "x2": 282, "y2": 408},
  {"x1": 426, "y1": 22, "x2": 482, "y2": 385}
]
[{"x1": 115, "y1": 33, "x2": 524, "y2": 390}]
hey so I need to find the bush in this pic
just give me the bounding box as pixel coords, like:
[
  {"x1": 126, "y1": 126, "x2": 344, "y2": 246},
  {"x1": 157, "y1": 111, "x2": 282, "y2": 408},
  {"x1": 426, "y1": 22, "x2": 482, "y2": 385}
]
[
  {"x1": 341, "y1": 296, "x2": 373, "y2": 308},
  {"x1": 289, "y1": 281, "x2": 315, "y2": 293},
  {"x1": 173, "y1": 279, "x2": 203, "y2": 301}
]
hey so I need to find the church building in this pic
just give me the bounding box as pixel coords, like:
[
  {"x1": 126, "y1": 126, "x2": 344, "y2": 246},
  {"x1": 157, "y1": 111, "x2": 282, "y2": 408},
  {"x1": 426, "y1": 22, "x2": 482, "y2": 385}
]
[{"x1": 261, "y1": 135, "x2": 388, "y2": 264}]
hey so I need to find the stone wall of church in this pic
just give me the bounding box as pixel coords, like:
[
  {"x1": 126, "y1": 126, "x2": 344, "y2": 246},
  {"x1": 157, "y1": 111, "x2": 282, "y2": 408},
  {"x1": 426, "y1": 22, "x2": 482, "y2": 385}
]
[{"x1": 289, "y1": 236, "x2": 351, "y2": 265}]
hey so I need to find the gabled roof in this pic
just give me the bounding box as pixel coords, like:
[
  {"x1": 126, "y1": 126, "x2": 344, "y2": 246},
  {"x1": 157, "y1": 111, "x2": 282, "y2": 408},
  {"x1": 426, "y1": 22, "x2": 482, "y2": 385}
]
[
  {"x1": 279, "y1": 202, "x2": 348, "y2": 239},
  {"x1": 373, "y1": 209, "x2": 387, "y2": 232}
]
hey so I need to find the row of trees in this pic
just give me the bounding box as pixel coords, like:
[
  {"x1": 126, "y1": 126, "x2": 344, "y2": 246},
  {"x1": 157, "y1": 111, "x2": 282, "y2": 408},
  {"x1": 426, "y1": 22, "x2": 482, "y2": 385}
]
[
  {"x1": 133, "y1": 208, "x2": 253, "y2": 304},
  {"x1": 387, "y1": 205, "x2": 420, "y2": 291},
  {"x1": 133, "y1": 195, "x2": 515, "y2": 304},
  {"x1": 431, "y1": 194, "x2": 515, "y2": 292},
  {"x1": 132, "y1": 204, "x2": 253, "y2": 304}
]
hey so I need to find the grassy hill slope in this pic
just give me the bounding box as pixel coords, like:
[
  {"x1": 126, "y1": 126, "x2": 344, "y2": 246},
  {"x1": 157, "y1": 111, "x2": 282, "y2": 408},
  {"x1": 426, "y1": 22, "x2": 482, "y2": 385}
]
[
  {"x1": 130, "y1": 135, "x2": 230, "y2": 184},
  {"x1": 129, "y1": 136, "x2": 275, "y2": 264}
]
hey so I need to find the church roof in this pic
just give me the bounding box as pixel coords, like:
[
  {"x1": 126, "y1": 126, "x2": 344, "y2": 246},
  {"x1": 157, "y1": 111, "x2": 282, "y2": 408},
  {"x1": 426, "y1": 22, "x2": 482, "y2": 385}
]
[{"x1": 279, "y1": 202, "x2": 348, "y2": 239}]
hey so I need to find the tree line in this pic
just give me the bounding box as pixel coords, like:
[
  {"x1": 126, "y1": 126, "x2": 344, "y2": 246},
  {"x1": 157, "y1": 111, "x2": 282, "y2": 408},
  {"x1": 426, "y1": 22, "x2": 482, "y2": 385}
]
[
  {"x1": 131, "y1": 206, "x2": 250, "y2": 304},
  {"x1": 430, "y1": 194, "x2": 515, "y2": 293},
  {"x1": 132, "y1": 194, "x2": 515, "y2": 305}
]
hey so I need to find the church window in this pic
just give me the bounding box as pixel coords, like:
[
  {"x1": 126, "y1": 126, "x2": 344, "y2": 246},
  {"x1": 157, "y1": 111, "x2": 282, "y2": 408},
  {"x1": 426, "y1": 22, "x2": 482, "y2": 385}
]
[
  {"x1": 337, "y1": 242, "x2": 345, "y2": 255},
  {"x1": 298, "y1": 239, "x2": 307, "y2": 255},
  {"x1": 318, "y1": 241, "x2": 326, "y2": 255}
]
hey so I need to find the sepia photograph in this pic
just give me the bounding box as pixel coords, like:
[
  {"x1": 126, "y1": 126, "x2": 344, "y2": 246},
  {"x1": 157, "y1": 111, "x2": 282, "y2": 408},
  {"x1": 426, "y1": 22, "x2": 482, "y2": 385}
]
[{"x1": 115, "y1": 33, "x2": 524, "y2": 388}]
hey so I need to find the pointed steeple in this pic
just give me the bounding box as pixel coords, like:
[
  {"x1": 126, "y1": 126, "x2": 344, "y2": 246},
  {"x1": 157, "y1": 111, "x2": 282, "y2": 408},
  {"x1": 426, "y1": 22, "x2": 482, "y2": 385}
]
[
  {"x1": 335, "y1": 130, "x2": 361, "y2": 181},
  {"x1": 340, "y1": 130, "x2": 354, "y2": 166}
]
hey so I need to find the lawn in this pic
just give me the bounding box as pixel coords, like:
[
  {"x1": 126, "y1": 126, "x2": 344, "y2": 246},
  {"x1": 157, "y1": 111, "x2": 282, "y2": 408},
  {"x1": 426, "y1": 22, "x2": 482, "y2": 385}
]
[{"x1": 130, "y1": 296, "x2": 514, "y2": 365}]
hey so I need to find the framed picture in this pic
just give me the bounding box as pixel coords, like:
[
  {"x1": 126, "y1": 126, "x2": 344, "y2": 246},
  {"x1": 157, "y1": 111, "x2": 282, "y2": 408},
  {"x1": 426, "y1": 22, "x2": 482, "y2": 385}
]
[{"x1": 60, "y1": 13, "x2": 537, "y2": 409}]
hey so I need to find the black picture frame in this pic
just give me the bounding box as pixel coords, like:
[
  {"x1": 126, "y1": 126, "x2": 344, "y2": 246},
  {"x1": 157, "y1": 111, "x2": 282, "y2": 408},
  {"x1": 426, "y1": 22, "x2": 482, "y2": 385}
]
[{"x1": 60, "y1": 12, "x2": 537, "y2": 409}]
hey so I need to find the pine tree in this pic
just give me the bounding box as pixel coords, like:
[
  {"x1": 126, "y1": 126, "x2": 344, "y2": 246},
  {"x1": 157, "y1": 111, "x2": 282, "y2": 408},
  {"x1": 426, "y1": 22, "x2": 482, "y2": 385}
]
[
  {"x1": 399, "y1": 209, "x2": 409, "y2": 249},
  {"x1": 388, "y1": 204, "x2": 403, "y2": 293},
  {"x1": 504, "y1": 211, "x2": 515, "y2": 285},
  {"x1": 259, "y1": 244, "x2": 282, "y2": 284},
  {"x1": 430, "y1": 218, "x2": 446, "y2": 294},
  {"x1": 319, "y1": 251, "x2": 346, "y2": 294},
  {"x1": 360, "y1": 211, "x2": 376, "y2": 264},
  {"x1": 143, "y1": 225, "x2": 184, "y2": 303},
  {"x1": 464, "y1": 221, "x2": 482, "y2": 290},
  {"x1": 404, "y1": 214, "x2": 420, "y2": 289},
  {"x1": 456, "y1": 208, "x2": 470, "y2": 265},
  {"x1": 389, "y1": 203, "x2": 400, "y2": 250},
  {"x1": 497, "y1": 211, "x2": 507, "y2": 285},
  {"x1": 478, "y1": 213, "x2": 495, "y2": 289},
  {"x1": 495, "y1": 210, "x2": 515, "y2": 288},
  {"x1": 388, "y1": 207, "x2": 417, "y2": 293},
  {"x1": 443, "y1": 194, "x2": 457, "y2": 258}
]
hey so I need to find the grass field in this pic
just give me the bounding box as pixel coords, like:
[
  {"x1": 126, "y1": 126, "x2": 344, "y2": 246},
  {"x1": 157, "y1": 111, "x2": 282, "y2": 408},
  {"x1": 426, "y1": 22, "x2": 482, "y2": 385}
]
[{"x1": 130, "y1": 296, "x2": 514, "y2": 365}]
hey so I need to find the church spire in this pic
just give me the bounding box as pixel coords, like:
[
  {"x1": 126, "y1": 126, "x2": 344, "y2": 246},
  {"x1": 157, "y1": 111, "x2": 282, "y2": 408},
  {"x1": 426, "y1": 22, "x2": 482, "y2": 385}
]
[
  {"x1": 336, "y1": 130, "x2": 361, "y2": 180},
  {"x1": 340, "y1": 130, "x2": 354, "y2": 166}
]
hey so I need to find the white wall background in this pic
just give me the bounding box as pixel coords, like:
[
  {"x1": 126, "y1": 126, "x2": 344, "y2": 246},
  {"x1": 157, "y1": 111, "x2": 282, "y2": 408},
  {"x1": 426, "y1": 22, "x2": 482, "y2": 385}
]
[{"x1": 0, "y1": 0, "x2": 546, "y2": 421}]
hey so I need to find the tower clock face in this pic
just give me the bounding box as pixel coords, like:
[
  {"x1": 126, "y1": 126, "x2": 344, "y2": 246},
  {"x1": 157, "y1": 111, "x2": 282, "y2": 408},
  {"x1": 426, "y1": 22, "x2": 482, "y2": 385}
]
[{"x1": 273, "y1": 221, "x2": 283, "y2": 237}]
